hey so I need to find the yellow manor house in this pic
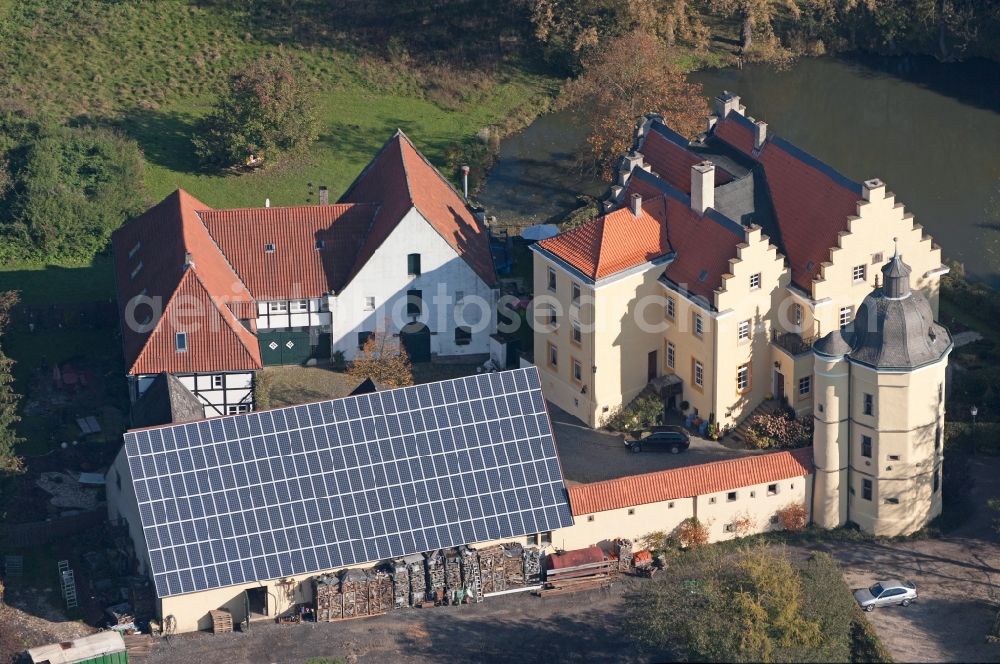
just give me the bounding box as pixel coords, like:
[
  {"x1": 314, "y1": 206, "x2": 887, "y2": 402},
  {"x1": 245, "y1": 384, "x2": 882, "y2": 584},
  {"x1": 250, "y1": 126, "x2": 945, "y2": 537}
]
[{"x1": 532, "y1": 92, "x2": 948, "y2": 431}]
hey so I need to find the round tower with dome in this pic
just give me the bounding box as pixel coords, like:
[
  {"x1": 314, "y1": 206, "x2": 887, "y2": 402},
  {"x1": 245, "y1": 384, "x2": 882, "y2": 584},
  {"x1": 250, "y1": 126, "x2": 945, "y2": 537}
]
[{"x1": 812, "y1": 241, "x2": 952, "y2": 536}]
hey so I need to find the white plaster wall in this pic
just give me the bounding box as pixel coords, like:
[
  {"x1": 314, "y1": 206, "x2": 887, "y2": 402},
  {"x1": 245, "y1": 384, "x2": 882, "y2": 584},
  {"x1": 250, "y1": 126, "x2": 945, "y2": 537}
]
[
  {"x1": 255, "y1": 298, "x2": 330, "y2": 330},
  {"x1": 694, "y1": 475, "x2": 812, "y2": 541},
  {"x1": 330, "y1": 207, "x2": 496, "y2": 360},
  {"x1": 106, "y1": 447, "x2": 153, "y2": 576},
  {"x1": 176, "y1": 372, "x2": 254, "y2": 417}
]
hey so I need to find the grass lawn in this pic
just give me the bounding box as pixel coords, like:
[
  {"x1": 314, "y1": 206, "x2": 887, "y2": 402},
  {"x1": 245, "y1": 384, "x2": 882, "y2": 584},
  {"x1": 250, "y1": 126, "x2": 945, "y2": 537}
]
[{"x1": 0, "y1": 257, "x2": 115, "y2": 306}]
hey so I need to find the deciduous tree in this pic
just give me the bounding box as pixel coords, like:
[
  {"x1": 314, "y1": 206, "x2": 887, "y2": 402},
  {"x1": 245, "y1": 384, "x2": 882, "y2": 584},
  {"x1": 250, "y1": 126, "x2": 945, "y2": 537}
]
[
  {"x1": 347, "y1": 330, "x2": 414, "y2": 389},
  {"x1": 193, "y1": 57, "x2": 319, "y2": 170},
  {"x1": 563, "y1": 29, "x2": 707, "y2": 178},
  {"x1": 0, "y1": 291, "x2": 23, "y2": 475}
]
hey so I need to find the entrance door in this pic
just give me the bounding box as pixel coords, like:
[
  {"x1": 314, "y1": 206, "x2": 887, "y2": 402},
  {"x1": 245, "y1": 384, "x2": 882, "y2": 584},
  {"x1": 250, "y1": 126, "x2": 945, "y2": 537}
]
[
  {"x1": 401, "y1": 323, "x2": 431, "y2": 362},
  {"x1": 773, "y1": 370, "x2": 785, "y2": 401},
  {"x1": 245, "y1": 587, "x2": 267, "y2": 618},
  {"x1": 647, "y1": 350, "x2": 658, "y2": 382},
  {"x1": 258, "y1": 329, "x2": 312, "y2": 365}
]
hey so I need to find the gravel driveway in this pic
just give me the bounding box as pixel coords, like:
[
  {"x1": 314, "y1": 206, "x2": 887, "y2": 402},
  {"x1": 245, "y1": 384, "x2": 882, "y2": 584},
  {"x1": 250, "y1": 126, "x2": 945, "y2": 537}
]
[{"x1": 548, "y1": 404, "x2": 760, "y2": 484}]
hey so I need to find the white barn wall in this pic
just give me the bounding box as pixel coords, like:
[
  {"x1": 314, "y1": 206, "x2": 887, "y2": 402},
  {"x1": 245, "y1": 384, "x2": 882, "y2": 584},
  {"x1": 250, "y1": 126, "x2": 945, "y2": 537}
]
[{"x1": 330, "y1": 207, "x2": 496, "y2": 360}]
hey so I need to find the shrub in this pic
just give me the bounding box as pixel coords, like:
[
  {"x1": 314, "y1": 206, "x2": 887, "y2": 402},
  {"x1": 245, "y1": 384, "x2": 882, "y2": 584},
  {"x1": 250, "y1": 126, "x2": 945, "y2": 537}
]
[
  {"x1": 744, "y1": 409, "x2": 813, "y2": 449},
  {"x1": 252, "y1": 370, "x2": 272, "y2": 411},
  {"x1": 776, "y1": 503, "x2": 809, "y2": 532},
  {"x1": 600, "y1": 392, "x2": 663, "y2": 432},
  {"x1": 347, "y1": 330, "x2": 414, "y2": 388},
  {"x1": 675, "y1": 517, "x2": 709, "y2": 548},
  {"x1": 731, "y1": 511, "x2": 757, "y2": 537}
]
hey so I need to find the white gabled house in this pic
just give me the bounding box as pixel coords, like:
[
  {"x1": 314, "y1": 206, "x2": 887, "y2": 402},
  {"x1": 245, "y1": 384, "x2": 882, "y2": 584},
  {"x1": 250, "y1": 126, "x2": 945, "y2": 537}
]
[{"x1": 111, "y1": 131, "x2": 498, "y2": 420}]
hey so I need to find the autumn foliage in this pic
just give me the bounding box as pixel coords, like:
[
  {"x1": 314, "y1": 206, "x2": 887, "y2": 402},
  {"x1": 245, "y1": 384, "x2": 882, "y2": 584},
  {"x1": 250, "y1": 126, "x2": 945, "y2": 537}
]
[
  {"x1": 347, "y1": 330, "x2": 414, "y2": 389},
  {"x1": 776, "y1": 503, "x2": 809, "y2": 531},
  {"x1": 563, "y1": 29, "x2": 708, "y2": 178},
  {"x1": 676, "y1": 517, "x2": 710, "y2": 548}
]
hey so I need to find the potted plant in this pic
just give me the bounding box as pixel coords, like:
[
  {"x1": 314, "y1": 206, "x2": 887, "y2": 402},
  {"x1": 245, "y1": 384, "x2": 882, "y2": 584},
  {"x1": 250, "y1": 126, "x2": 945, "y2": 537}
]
[{"x1": 707, "y1": 422, "x2": 720, "y2": 441}]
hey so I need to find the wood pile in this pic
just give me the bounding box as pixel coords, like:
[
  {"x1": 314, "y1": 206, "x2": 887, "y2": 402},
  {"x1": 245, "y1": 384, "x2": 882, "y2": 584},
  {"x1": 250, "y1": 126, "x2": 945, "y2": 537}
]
[
  {"x1": 366, "y1": 568, "x2": 394, "y2": 615},
  {"x1": 443, "y1": 549, "x2": 463, "y2": 593},
  {"x1": 477, "y1": 545, "x2": 507, "y2": 594},
  {"x1": 313, "y1": 574, "x2": 343, "y2": 622},
  {"x1": 425, "y1": 551, "x2": 445, "y2": 601},
  {"x1": 390, "y1": 559, "x2": 410, "y2": 609},
  {"x1": 459, "y1": 546, "x2": 483, "y2": 602},
  {"x1": 209, "y1": 609, "x2": 233, "y2": 634},
  {"x1": 122, "y1": 633, "x2": 154, "y2": 658},
  {"x1": 339, "y1": 569, "x2": 371, "y2": 618},
  {"x1": 613, "y1": 538, "x2": 633, "y2": 573},
  {"x1": 407, "y1": 556, "x2": 427, "y2": 606},
  {"x1": 523, "y1": 547, "x2": 542, "y2": 584},
  {"x1": 501, "y1": 543, "x2": 526, "y2": 588}
]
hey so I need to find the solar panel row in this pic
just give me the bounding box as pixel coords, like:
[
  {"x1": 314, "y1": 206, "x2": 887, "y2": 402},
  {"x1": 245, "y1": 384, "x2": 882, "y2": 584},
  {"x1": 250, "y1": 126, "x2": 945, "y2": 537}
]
[{"x1": 123, "y1": 367, "x2": 574, "y2": 597}]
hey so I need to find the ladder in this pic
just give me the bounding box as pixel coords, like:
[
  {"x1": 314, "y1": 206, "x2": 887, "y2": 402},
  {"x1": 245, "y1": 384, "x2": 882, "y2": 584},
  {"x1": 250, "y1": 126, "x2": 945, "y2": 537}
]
[
  {"x1": 58, "y1": 560, "x2": 78, "y2": 609},
  {"x1": 4, "y1": 555, "x2": 23, "y2": 578}
]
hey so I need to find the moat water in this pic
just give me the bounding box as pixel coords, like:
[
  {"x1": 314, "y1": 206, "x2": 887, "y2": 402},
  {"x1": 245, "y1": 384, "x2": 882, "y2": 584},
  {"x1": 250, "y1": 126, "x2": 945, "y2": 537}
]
[{"x1": 478, "y1": 56, "x2": 1000, "y2": 286}]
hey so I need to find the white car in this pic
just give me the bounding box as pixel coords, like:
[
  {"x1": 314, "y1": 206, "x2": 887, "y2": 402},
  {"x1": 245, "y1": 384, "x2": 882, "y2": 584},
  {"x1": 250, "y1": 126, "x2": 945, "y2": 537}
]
[{"x1": 854, "y1": 579, "x2": 917, "y2": 611}]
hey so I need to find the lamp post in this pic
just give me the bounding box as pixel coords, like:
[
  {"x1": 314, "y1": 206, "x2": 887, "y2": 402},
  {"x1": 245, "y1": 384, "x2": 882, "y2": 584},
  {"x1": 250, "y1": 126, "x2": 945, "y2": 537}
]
[{"x1": 970, "y1": 405, "x2": 978, "y2": 456}]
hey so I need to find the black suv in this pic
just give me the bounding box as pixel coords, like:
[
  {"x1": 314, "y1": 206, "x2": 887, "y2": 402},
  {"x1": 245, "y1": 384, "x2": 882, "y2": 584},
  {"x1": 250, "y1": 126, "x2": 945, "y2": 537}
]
[{"x1": 624, "y1": 426, "x2": 690, "y2": 454}]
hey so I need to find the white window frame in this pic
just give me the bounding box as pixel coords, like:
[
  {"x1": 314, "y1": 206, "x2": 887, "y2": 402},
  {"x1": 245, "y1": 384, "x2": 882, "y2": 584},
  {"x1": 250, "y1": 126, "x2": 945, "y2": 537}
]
[
  {"x1": 694, "y1": 313, "x2": 704, "y2": 338},
  {"x1": 694, "y1": 360, "x2": 704, "y2": 387},
  {"x1": 798, "y1": 376, "x2": 811, "y2": 396},
  {"x1": 175, "y1": 332, "x2": 188, "y2": 352},
  {"x1": 571, "y1": 320, "x2": 582, "y2": 345},
  {"x1": 738, "y1": 319, "x2": 751, "y2": 341},
  {"x1": 269, "y1": 301, "x2": 288, "y2": 314},
  {"x1": 212, "y1": 375, "x2": 224, "y2": 389},
  {"x1": 571, "y1": 283, "x2": 581, "y2": 305},
  {"x1": 737, "y1": 363, "x2": 750, "y2": 392},
  {"x1": 226, "y1": 404, "x2": 250, "y2": 415},
  {"x1": 547, "y1": 268, "x2": 557, "y2": 292},
  {"x1": 290, "y1": 299, "x2": 308, "y2": 314},
  {"x1": 852, "y1": 264, "x2": 867, "y2": 282},
  {"x1": 666, "y1": 296, "x2": 676, "y2": 320},
  {"x1": 666, "y1": 342, "x2": 675, "y2": 369},
  {"x1": 839, "y1": 305, "x2": 853, "y2": 328},
  {"x1": 749, "y1": 272, "x2": 761, "y2": 290}
]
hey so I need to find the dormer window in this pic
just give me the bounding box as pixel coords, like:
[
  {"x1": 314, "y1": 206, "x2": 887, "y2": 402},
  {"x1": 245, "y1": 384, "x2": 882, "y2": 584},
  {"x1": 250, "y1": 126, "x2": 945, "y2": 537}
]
[
  {"x1": 175, "y1": 332, "x2": 188, "y2": 352},
  {"x1": 264, "y1": 243, "x2": 276, "y2": 253}
]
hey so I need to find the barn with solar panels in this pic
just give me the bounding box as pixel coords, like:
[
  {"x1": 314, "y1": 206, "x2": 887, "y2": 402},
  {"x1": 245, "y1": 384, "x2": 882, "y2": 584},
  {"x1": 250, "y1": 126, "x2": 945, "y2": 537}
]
[{"x1": 106, "y1": 367, "x2": 574, "y2": 632}]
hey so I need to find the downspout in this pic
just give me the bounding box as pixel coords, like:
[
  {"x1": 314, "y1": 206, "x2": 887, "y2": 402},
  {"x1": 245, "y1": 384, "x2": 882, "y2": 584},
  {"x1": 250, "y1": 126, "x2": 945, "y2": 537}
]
[{"x1": 846, "y1": 357, "x2": 853, "y2": 527}]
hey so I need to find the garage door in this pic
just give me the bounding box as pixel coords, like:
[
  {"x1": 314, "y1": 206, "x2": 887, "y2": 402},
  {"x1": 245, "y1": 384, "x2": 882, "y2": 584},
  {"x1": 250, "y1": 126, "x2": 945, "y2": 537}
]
[
  {"x1": 258, "y1": 329, "x2": 313, "y2": 365},
  {"x1": 400, "y1": 323, "x2": 431, "y2": 363}
]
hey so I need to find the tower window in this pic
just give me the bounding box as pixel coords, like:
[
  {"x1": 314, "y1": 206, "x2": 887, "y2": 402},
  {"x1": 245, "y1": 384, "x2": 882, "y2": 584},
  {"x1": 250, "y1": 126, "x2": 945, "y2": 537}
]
[
  {"x1": 839, "y1": 306, "x2": 853, "y2": 328},
  {"x1": 863, "y1": 393, "x2": 874, "y2": 416},
  {"x1": 862, "y1": 479, "x2": 872, "y2": 501},
  {"x1": 861, "y1": 435, "x2": 872, "y2": 459}
]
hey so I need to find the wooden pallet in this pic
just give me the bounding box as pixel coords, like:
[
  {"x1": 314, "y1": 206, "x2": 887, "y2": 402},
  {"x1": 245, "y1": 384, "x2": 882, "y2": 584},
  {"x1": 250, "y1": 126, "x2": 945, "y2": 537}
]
[
  {"x1": 123, "y1": 634, "x2": 154, "y2": 658},
  {"x1": 209, "y1": 609, "x2": 233, "y2": 634}
]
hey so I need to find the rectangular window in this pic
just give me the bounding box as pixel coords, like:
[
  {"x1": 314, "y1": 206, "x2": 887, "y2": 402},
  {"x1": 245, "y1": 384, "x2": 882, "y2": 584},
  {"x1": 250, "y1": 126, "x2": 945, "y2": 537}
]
[
  {"x1": 454, "y1": 327, "x2": 472, "y2": 346},
  {"x1": 872, "y1": 252, "x2": 883, "y2": 265},
  {"x1": 884, "y1": 497, "x2": 899, "y2": 505},
  {"x1": 792, "y1": 303, "x2": 803, "y2": 327},
  {"x1": 666, "y1": 342, "x2": 675, "y2": 369},
  {"x1": 525, "y1": 533, "x2": 539, "y2": 546},
  {"x1": 364, "y1": 297, "x2": 375, "y2": 311},
  {"x1": 770, "y1": 514, "x2": 780, "y2": 524},
  {"x1": 862, "y1": 435, "x2": 872, "y2": 458},
  {"x1": 572, "y1": 359, "x2": 583, "y2": 382},
  {"x1": 406, "y1": 289, "x2": 423, "y2": 317},
  {"x1": 708, "y1": 497, "x2": 716, "y2": 505},
  {"x1": 668, "y1": 501, "x2": 675, "y2": 509},
  {"x1": 212, "y1": 375, "x2": 224, "y2": 389},
  {"x1": 226, "y1": 404, "x2": 250, "y2": 415},
  {"x1": 853, "y1": 264, "x2": 867, "y2": 282},
  {"x1": 290, "y1": 299, "x2": 308, "y2": 313},
  {"x1": 798, "y1": 376, "x2": 811, "y2": 396},
  {"x1": 571, "y1": 321, "x2": 582, "y2": 345},
  {"x1": 724, "y1": 523, "x2": 736, "y2": 533},
  {"x1": 407, "y1": 253, "x2": 421, "y2": 276},
  {"x1": 693, "y1": 313, "x2": 704, "y2": 338},
  {"x1": 767, "y1": 484, "x2": 778, "y2": 496},
  {"x1": 264, "y1": 243, "x2": 276, "y2": 253},
  {"x1": 863, "y1": 393, "x2": 874, "y2": 416},
  {"x1": 738, "y1": 319, "x2": 751, "y2": 341},
  {"x1": 839, "y1": 305, "x2": 853, "y2": 329},
  {"x1": 547, "y1": 268, "x2": 557, "y2": 291},
  {"x1": 587, "y1": 515, "x2": 595, "y2": 522},
  {"x1": 547, "y1": 307, "x2": 558, "y2": 328},
  {"x1": 175, "y1": 332, "x2": 188, "y2": 352},
  {"x1": 455, "y1": 290, "x2": 465, "y2": 305},
  {"x1": 750, "y1": 272, "x2": 761, "y2": 290},
  {"x1": 862, "y1": 479, "x2": 873, "y2": 501},
  {"x1": 269, "y1": 301, "x2": 288, "y2": 314},
  {"x1": 665, "y1": 296, "x2": 676, "y2": 320},
  {"x1": 540, "y1": 531, "x2": 552, "y2": 545},
  {"x1": 727, "y1": 491, "x2": 738, "y2": 502},
  {"x1": 737, "y1": 363, "x2": 750, "y2": 392},
  {"x1": 547, "y1": 342, "x2": 558, "y2": 368},
  {"x1": 888, "y1": 454, "x2": 900, "y2": 461},
  {"x1": 694, "y1": 360, "x2": 704, "y2": 387},
  {"x1": 358, "y1": 331, "x2": 372, "y2": 349},
  {"x1": 627, "y1": 508, "x2": 635, "y2": 516},
  {"x1": 571, "y1": 283, "x2": 581, "y2": 305}
]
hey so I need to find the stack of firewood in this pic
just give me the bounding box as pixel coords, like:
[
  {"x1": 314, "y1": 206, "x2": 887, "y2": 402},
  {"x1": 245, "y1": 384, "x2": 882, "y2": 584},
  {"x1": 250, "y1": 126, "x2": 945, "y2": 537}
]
[
  {"x1": 613, "y1": 538, "x2": 634, "y2": 573},
  {"x1": 390, "y1": 559, "x2": 410, "y2": 609},
  {"x1": 443, "y1": 548, "x2": 463, "y2": 593},
  {"x1": 408, "y1": 556, "x2": 426, "y2": 605},
  {"x1": 339, "y1": 569, "x2": 370, "y2": 618},
  {"x1": 460, "y1": 546, "x2": 483, "y2": 602},
  {"x1": 313, "y1": 574, "x2": 342, "y2": 622},
  {"x1": 524, "y1": 546, "x2": 542, "y2": 584},
  {"x1": 502, "y1": 543, "x2": 526, "y2": 588},
  {"x1": 367, "y1": 568, "x2": 394, "y2": 615},
  {"x1": 425, "y1": 551, "x2": 445, "y2": 601},
  {"x1": 477, "y1": 545, "x2": 507, "y2": 594}
]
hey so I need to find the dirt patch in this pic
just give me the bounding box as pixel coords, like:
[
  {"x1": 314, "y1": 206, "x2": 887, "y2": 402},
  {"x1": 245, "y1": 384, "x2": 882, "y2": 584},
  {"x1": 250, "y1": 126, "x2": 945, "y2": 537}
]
[{"x1": 0, "y1": 603, "x2": 95, "y2": 663}]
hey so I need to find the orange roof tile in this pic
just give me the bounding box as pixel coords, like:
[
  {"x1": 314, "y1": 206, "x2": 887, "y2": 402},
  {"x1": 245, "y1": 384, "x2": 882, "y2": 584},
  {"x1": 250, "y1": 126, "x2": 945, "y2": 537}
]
[
  {"x1": 567, "y1": 448, "x2": 813, "y2": 515},
  {"x1": 536, "y1": 200, "x2": 671, "y2": 281},
  {"x1": 340, "y1": 131, "x2": 497, "y2": 286},
  {"x1": 639, "y1": 125, "x2": 733, "y2": 193}
]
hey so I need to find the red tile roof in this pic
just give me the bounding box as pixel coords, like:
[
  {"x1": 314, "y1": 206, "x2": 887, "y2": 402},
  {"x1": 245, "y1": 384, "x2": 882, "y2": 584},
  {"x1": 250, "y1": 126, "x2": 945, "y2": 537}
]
[
  {"x1": 199, "y1": 204, "x2": 377, "y2": 299},
  {"x1": 112, "y1": 190, "x2": 262, "y2": 376},
  {"x1": 658, "y1": 195, "x2": 743, "y2": 302},
  {"x1": 712, "y1": 114, "x2": 862, "y2": 291},
  {"x1": 535, "y1": 200, "x2": 671, "y2": 281},
  {"x1": 340, "y1": 130, "x2": 497, "y2": 286},
  {"x1": 567, "y1": 447, "x2": 814, "y2": 515},
  {"x1": 640, "y1": 127, "x2": 733, "y2": 193}
]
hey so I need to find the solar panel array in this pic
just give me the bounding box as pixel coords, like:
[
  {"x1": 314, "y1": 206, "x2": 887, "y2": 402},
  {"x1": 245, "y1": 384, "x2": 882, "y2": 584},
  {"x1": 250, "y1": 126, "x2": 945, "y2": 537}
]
[{"x1": 123, "y1": 366, "x2": 573, "y2": 597}]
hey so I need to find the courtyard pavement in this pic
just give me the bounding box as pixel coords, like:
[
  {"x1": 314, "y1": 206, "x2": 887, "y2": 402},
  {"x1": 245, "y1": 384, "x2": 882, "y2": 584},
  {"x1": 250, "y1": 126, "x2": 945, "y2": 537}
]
[{"x1": 547, "y1": 403, "x2": 762, "y2": 484}]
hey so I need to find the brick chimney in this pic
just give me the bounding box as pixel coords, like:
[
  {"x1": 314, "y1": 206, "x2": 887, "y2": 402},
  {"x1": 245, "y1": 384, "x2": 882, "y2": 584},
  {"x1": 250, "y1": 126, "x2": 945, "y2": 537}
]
[
  {"x1": 753, "y1": 120, "x2": 767, "y2": 149},
  {"x1": 630, "y1": 193, "x2": 642, "y2": 218},
  {"x1": 691, "y1": 161, "x2": 715, "y2": 215},
  {"x1": 618, "y1": 150, "x2": 645, "y2": 185},
  {"x1": 318, "y1": 186, "x2": 329, "y2": 205},
  {"x1": 713, "y1": 91, "x2": 744, "y2": 119}
]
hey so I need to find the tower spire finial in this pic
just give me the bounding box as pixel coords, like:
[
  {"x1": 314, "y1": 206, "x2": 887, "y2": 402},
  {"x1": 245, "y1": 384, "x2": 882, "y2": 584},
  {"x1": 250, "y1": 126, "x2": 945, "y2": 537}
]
[{"x1": 893, "y1": 236, "x2": 899, "y2": 259}]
